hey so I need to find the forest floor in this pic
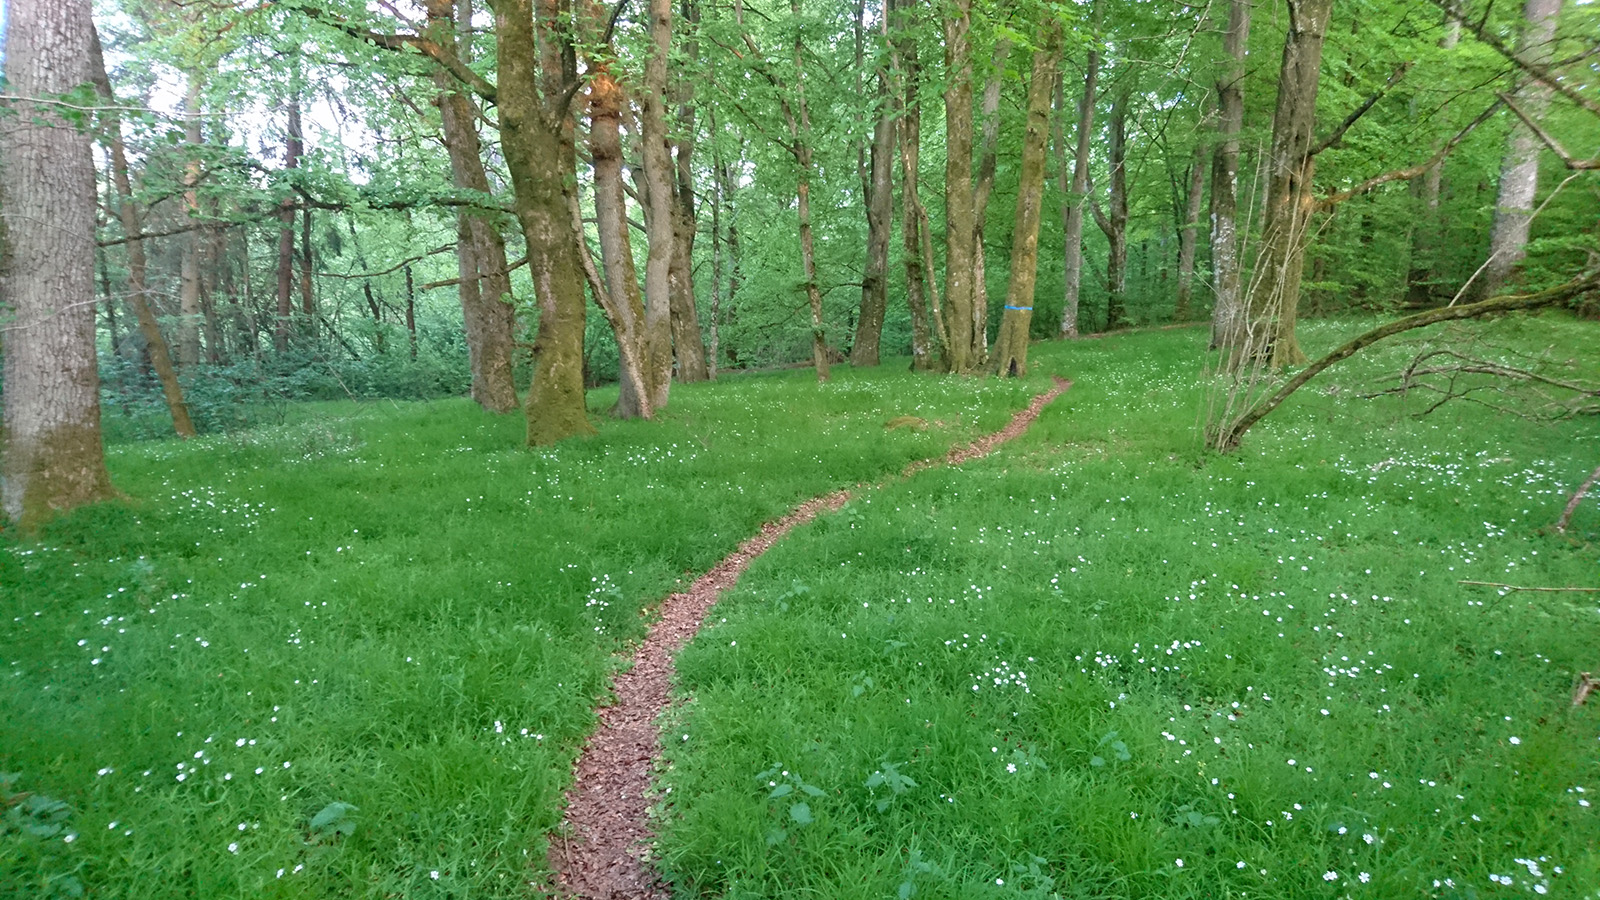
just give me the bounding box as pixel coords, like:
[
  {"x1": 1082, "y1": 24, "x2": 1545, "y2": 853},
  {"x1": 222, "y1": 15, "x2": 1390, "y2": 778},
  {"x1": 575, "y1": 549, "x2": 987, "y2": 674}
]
[{"x1": 3, "y1": 314, "x2": 1598, "y2": 900}]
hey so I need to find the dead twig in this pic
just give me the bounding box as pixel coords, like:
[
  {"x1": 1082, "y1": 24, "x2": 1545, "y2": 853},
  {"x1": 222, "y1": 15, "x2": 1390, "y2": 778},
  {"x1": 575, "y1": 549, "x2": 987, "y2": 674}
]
[
  {"x1": 1458, "y1": 580, "x2": 1600, "y2": 593},
  {"x1": 1574, "y1": 673, "x2": 1599, "y2": 707},
  {"x1": 1556, "y1": 463, "x2": 1600, "y2": 533}
]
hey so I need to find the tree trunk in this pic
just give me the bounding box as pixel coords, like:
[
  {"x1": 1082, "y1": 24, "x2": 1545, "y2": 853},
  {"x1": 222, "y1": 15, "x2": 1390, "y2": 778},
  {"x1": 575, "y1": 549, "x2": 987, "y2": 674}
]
[
  {"x1": 89, "y1": 28, "x2": 196, "y2": 438},
  {"x1": 669, "y1": 0, "x2": 710, "y2": 383},
  {"x1": 851, "y1": 0, "x2": 895, "y2": 368},
  {"x1": 969, "y1": 41, "x2": 1008, "y2": 366},
  {"x1": 1405, "y1": 16, "x2": 1460, "y2": 305},
  {"x1": 275, "y1": 97, "x2": 304, "y2": 353},
  {"x1": 1094, "y1": 86, "x2": 1130, "y2": 331},
  {"x1": 790, "y1": 0, "x2": 829, "y2": 382},
  {"x1": 640, "y1": 0, "x2": 677, "y2": 409},
  {"x1": 2, "y1": 0, "x2": 117, "y2": 525},
  {"x1": 428, "y1": 0, "x2": 519, "y2": 412},
  {"x1": 991, "y1": 29, "x2": 1061, "y2": 377},
  {"x1": 405, "y1": 265, "x2": 418, "y2": 358},
  {"x1": 892, "y1": 0, "x2": 933, "y2": 371},
  {"x1": 505, "y1": 0, "x2": 597, "y2": 444},
  {"x1": 581, "y1": 17, "x2": 654, "y2": 419},
  {"x1": 1209, "y1": 0, "x2": 1250, "y2": 349},
  {"x1": 299, "y1": 207, "x2": 315, "y2": 334},
  {"x1": 709, "y1": 128, "x2": 725, "y2": 382},
  {"x1": 1057, "y1": 36, "x2": 1098, "y2": 338},
  {"x1": 1238, "y1": 0, "x2": 1333, "y2": 371},
  {"x1": 1175, "y1": 134, "x2": 1207, "y2": 321},
  {"x1": 1472, "y1": 0, "x2": 1564, "y2": 301},
  {"x1": 940, "y1": 0, "x2": 979, "y2": 372},
  {"x1": 178, "y1": 74, "x2": 204, "y2": 367}
]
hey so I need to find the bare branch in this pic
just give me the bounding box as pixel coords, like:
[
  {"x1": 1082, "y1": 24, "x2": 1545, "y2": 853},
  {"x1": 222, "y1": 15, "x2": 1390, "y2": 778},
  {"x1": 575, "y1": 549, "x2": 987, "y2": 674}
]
[
  {"x1": 1500, "y1": 92, "x2": 1600, "y2": 171},
  {"x1": 1318, "y1": 99, "x2": 1503, "y2": 208},
  {"x1": 1310, "y1": 61, "x2": 1413, "y2": 157}
]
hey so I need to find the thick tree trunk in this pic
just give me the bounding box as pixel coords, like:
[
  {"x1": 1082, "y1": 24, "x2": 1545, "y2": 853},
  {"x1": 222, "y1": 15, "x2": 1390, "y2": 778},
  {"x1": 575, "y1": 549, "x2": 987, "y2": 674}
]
[
  {"x1": 1093, "y1": 87, "x2": 1130, "y2": 331},
  {"x1": 275, "y1": 98, "x2": 304, "y2": 353},
  {"x1": 429, "y1": 0, "x2": 519, "y2": 412},
  {"x1": 851, "y1": 2, "x2": 895, "y2": 368},
  {"x1": 1209, "y1": 0, "x2": 1250, "y2": 349},
  {"x1": 669, "y1": 0, "x2": 710, "y2": 383},
  {"x1": 1057, "y1": 40, "x2": 1098, "y2": 338},
  {"x1": 940, "y1": 0, "x2": 979, "y2": 373},
  {"x1": 1238, "y1": 0, "x2": 1334, "y2": 371},
  {"x1": 1473, "y1": 0, "x2": 1563, "y2": 300},
  {"x1": 991, "y1": 30, "x2": 1061, "y2": 377},
  {"x1": 583, "y1": 43, "x2": 654, "y2": 418},
  {"x1": 2, "y1": 0, "x2": 117, "y2": 525},
  {"x1": 89, "y1": 29, "x2": 196, "y2": 438},
  {"x1": 178, "y1": 75, "x2": 204, "y2": 367},
  {"x1": 892, "y1": 0, "x2": 933, "y2": 371},
  {"x1": 1174, "y1": 136, "x2": 1207, "y2": 321}
]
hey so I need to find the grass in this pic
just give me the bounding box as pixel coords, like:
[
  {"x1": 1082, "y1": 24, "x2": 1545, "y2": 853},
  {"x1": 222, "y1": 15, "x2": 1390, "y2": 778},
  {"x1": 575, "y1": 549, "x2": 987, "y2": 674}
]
[
  {"x1": 1, "y1": 366, "x2": 1040, "y2": 898},
  {"x1": 657, "y1": 315, "x2": 1600, "y2": 899},
  {"x1": 4, "y1": 315, "x2": 1596, "y2": 899}
]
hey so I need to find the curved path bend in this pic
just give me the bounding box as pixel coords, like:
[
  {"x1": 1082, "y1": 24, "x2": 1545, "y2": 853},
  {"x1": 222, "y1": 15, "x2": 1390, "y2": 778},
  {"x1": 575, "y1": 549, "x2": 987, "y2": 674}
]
[{"x1": 548, "y1": 376, "x2": 1072, "y2": 899}]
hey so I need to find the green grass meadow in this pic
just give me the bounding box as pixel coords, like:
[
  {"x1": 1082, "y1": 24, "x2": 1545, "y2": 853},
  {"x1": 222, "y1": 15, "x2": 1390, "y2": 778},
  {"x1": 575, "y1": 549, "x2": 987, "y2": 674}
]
[{"x1": 5, "y1": 317, "x2": 1599, "y2": 899}]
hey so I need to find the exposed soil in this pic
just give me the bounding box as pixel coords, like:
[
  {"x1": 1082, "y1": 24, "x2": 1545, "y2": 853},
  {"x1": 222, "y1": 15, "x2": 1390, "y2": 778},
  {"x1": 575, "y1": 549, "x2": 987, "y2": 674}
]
[{"x1": 546, "y1": 376, "x2": 1072, "y2": 899}]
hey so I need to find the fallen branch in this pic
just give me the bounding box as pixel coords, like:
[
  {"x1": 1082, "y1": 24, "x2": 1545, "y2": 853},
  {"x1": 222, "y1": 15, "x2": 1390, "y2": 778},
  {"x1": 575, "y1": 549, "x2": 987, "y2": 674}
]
[
  {"x1": 1574, "y1": 673, "x2": 1599, "y2": 707},
  {"x1": 1555, "y1": 463, "x2": 1600, "y2": 533},
  {"x1": 1458, "y1": 580, "x2": 1600, "y2": 593},
  {"x1": 1213, "y1": 269, "x2": 1600, "y2": 450}
]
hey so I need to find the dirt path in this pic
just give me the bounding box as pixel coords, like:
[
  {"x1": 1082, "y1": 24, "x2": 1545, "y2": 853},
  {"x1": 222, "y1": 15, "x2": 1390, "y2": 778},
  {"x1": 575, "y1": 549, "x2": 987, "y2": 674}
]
[{"x1": 547, "y1": 377, "x2": 1072, "y2": 899}]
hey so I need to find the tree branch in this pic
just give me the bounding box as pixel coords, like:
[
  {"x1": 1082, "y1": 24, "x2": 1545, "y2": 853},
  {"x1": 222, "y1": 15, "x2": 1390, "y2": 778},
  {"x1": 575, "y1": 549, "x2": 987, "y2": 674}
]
[
  {"x1": 293, "y1": 4, "x2": 498, "y2": 102},
  {"x1": 1499, "y1": 92, "x2": 1600, "y2": 171},
  {"x1": 1430, "y1": 0, "x2": 1600, "y2": 119},
  {"x1": 1310, "y1": 61, "x2": 1413, "y2": 157},
  {"x1": 1318, "y1": 98, "x2": 1502, "y2": 209}
]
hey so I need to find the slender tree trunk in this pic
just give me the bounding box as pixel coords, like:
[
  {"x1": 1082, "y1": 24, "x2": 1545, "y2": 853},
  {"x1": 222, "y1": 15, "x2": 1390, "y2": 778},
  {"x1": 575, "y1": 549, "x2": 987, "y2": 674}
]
[
  {"x1": 1238, "y1": 0, "x2": 1333, "y2": 371},
  {"x1": 851, "y1": 0, "x2": 895, "y2": 368},
  {"x1": 89, "y1": 28, "x2": 196, "y2": 438},
  {"x1": 790, "y1": 0, "x2": 829, "y2": 382},
  {"x1": 582, "y1": 21, "x2": 654, "y2": 418},
  {"x1": 275, "y1": 97, "x2": 304, "y2": 353},
  {"x1": 178, "y1": 74, "x2": 204, "y2": 367},
  {"x1": 969, "y1": 41, "x2": 1008, "y2": 366},
  {"x1": 1405, "y1": 16, "x2": 1460, "y2": 305},
  {"x1": 716, "y1": 144, "x2": 743, "y2": 372},
  {"x1": 1209, "y1": 0, "x2": 1250, "y2": 349},
  {"x1": 892, "y1": 0, "x2": 933, "y2": 371},
  {"x1": 991, "y1": 29, "x2": 1061, "y2": 377},
  {"x1": 428, "y1": 0, "x2": 519, "y2": 412},
  {"x1": 1093, "y1": 86, "x2": 1131, "y2": 331},
  {"x1": 941, "y1": 0, "x2": 979, "y2": 372},
  {"x1": 1058, "y1": 38, "x2": 1098, "y2": 338},
  {"x1": 669, "y1": 0, "x2": 710, "y2": 383},
  {"x1": 299, "y1": 207, "x2": 315, "y2": 332},
  {"x1": 1472, "y1": 0, "x2": 1564, "y2": 300},
  {"x1": 709, "y1": 129, "x2": 724, "y2": 382},
  {"x1": 2, "y1": 0, "x2": 117, "y2": 525},
  {"x1": 1175, "y1": 135, "x2": 1207, "y2": 321},
  {"x1": 639, "y1": 0, "x2": 678, "y2": 409},
  {"x1": 405, "y1": 265, "x2": 418, "y2": 358}
]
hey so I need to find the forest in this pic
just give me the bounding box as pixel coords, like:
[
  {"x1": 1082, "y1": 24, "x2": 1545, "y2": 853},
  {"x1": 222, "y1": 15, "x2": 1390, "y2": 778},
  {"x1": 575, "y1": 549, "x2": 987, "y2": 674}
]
[{"x1": 2, "y1": 0, "x2": 1599, "y2": 896}]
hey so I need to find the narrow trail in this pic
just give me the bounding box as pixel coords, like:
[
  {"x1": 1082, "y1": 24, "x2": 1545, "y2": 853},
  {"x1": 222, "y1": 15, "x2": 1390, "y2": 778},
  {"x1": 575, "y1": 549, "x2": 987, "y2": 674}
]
[{"x1": 547, "y1": 376, "x2": 1072, "y2": 900}]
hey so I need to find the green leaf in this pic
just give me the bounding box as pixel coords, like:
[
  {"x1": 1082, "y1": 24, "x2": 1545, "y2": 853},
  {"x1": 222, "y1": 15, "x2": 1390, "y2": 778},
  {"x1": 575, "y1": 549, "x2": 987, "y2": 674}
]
[
  {"x1": 1089, "y1": 755, "x2": 1106, "y2": 767},
  {"x1": 898, "y1": 879, "x2": 915, "y2": 899},
  {"x1": 310, "y1": 801, "x2": 358, "y2": 831},
  {"x1": 769, "y1": 783, "x2": 793, "y2": 799},
  {"x1": 789, "y1": 802, "x2": 813, "y2": 825},
  {"x1": 800, "y1": 784, "x2": 825, "y2": 797}
]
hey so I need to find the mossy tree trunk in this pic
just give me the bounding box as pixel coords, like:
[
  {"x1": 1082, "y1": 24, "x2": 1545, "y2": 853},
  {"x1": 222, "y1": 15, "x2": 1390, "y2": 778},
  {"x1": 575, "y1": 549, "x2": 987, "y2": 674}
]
[
  {"x1": 2, "y1": 0, "x2": 118, "y2": 526},
  {"x1": 940, "y1": 0, "x2": 979, "y2": 373},
  {"x1": 1209, "y1": 0, "x2": 1249, "y2": 350},
  {"x1": 892, "y1": 0, "x2": 934, "y2": 371},
  {"x1": 1056, "y1": 21, "x2": 1098, "y2": 339}
]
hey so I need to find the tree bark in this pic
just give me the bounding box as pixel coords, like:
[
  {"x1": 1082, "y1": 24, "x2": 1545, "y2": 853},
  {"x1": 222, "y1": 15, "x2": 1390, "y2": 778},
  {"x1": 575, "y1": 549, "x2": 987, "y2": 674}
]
[
  {"x1": 669, "y1": 0, "x2": 710, "y2": 383},
  {"x1": 1057, "y1": 35, "x2": 1098, "y2": 338},
  {"x1": 275, "y1": 97, "x2": 304, "y2": 353},
  {"x1": 178, "y1": 74, "x2": 204, "y2": 367},
  {"x1": 1209, "y1": 0, "x2": 1250, "y2": 349},
  {"x1": 1174, "y1": 133, "x2": 1207, "y2": 321},
  {"x1": 791, "y1": 0, "x2": 829, "y2": 382},
  {"x1": 1237, "y1": 0, "x2": 1334, "y2": 371},
  {"x1": 1472, "y1": 0, "x2": 1564, "y2": 301},
  {"x1": 428, "y1": 0, "x2": 519, "y2": 412},
  {"x1": 892, "y1": 0, "x2": 933, "y2": 371},
  {"x1": 1093, "y1": 85, "x2": 1130, "y2": 331},
  {"x1": 1405, "y1": 16, "x2": 1460, "y2": 305},
  {"x1": 991, "y1": 29, "x2": 1061, "y2": 377},
  {"x1": 581, "y1": 6, "x2": 654, "y2": 418},
  {"x1": 640, "y1": 0, "x2": 678, "y2": 408},
  {"x1": 850, "y1": 0, "x2": 895, "y2": 368},
  {"x1": 89, "y1": 28, "x2": 196, "y2": 438},
  {"x1": 941, "y1": 0, "x2": 979, "y2": 372},
  {"x1": 969, "y1": 41, "x2": 1008, "y2": 366},
  {"x1": 2, "y1": 0, "x2": 118, "y2": 525}
]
